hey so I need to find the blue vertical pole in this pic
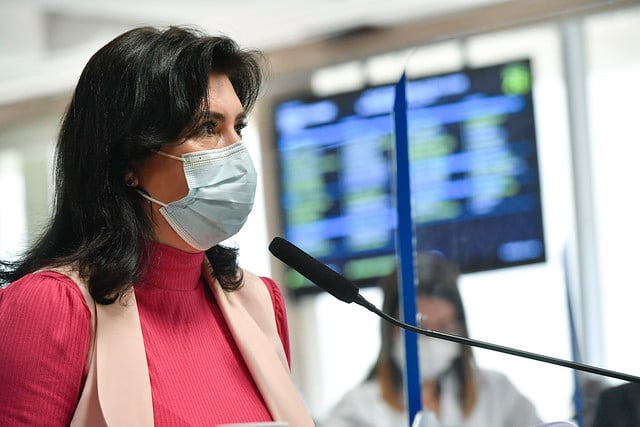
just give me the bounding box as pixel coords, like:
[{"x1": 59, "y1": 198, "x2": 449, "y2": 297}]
[{"x1": 393, "y1": 73, "x2": 421, "y2": 426}]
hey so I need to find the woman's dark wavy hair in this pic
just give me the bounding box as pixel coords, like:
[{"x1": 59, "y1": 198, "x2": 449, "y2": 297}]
[
  {"x1": 368, "y1": 252, "x2": 478, "y2": 416},
  {"x1": 0, "y1": 26, "x2": 265, "y2": 304}
]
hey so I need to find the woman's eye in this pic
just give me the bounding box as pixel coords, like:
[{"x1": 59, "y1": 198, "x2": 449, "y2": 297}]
[
  {"x1": 198, "y1": 121, "x2": 216, "y2": 137},
  {"x1": 235, "y1": 122, "x2": 247, "y2": 137}
]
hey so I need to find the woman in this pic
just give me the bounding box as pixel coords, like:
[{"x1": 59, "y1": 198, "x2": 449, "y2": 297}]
[
  {"x1": 0, "y1": 26, "x2": 314, "y2": 426},
  {"x1": 320, "y1": 252, "x2": 541, "y2": 427}
]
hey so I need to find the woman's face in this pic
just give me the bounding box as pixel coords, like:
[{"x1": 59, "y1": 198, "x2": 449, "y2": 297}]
[
  {"x1": 415, "y1": 296, "x2": 460, "y2": 335},
  {"x1": 392, "y1": 296, "x2": 461, "y2": 343},
  {"x1": 134, "y1": 73, "x2": 247, "y2": 252}
]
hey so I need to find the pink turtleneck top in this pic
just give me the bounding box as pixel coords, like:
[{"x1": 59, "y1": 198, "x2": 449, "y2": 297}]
[{"x1": 0, "y1": 242, "x2": 291, "y2": 426}]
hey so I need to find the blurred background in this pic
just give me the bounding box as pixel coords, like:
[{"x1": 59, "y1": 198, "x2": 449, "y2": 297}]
[{"x1": 1, "y1": 0, "x2": 639, "y2": 424}]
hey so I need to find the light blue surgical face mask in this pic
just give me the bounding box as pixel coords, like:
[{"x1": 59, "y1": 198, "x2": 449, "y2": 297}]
[{"x1": 137, "y1": 141, "x2": 257, "y2": 251}]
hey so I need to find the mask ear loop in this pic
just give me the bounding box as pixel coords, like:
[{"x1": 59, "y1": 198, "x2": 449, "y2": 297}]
[
  {"x1": 139, "y1": 150, "x2": 184, "y2": 205},
  {"x1": 152, "y1": 150, "x2": 185, "y2": 162},
  {"x1": 135, "y1": 189, "x2": 168, "y2": 207}
]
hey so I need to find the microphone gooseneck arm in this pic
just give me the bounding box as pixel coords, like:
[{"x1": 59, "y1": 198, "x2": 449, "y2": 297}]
[
  {"x1": 269, "y1": 237, "x2": 640, "y2": 384},
  {"x1": 353, "y1": 294, "x2": 640, "y2": 383}
]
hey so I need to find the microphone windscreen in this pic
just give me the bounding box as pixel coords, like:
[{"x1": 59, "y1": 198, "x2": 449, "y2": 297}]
[{"x1": 268, "y1": 237, "x2": 360, "y2": 303}]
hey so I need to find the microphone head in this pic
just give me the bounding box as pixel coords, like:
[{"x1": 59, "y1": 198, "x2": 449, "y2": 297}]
[{"x1": 268, "y1": 237, "x2": 360, "y2": 304}]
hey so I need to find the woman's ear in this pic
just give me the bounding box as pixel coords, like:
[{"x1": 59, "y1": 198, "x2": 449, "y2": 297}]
[{"x1": 124, "y1": 170, "x2": 138, "y2": 187}]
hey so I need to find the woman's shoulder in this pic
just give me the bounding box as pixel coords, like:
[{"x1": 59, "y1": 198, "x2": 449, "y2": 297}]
[
  {"x1": 238, "y1": 269, "x2": 285, "y2": 314},
  {"x1": 0, "y1": 269, "x2": 90, "y2": 315},
  {"x1": 237, "y1": 268, "x2": 291, "y2": 360},
  {"x1": 473, "y1": 367, "x2": 526, "y2": 396},
  {"x1": 344, "y1": 379, "x2": 384, "y2": 400},
  {"x1": 474, "y1": 367, "x2": 510, "y2": 382},
  {"x1": 472, "y1": 366, "x2": 540, "y2": 418},
  {"x1": 0, "y1": 270, "x2": 93, "y2": 425},
  {"x1": 241, "y1": 269, "x2": 279, "y2": 292},
  {"x1": 257, "y1": 274, "x2": 285, "y2": 306},
  {"x1": 328, "y1": 380, "x2": 387, "y2": 412},
  {"x1": 321, "y1": 380, "x2": 403, "y2": 427}
]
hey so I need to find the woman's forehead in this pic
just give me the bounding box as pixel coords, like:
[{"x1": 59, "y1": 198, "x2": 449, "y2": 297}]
[
  {"x1": 205, "y1": 74, "x2": 244, "y2": 116},
  {"x1": 416, "y1": 296, "x2": 457, "y2": 318}
]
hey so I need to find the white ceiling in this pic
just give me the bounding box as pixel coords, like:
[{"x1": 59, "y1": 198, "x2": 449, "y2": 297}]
[
  {"x1": 3, "y1": 0, "x2": 512, "y2": 50},
  {"x1": 0, "y1": 0, "x2": 513, "y2": 104}
]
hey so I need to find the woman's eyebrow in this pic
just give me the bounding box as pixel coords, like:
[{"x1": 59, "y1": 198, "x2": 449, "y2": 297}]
[{"x1": 201, "y1": 111, "x2": 248, "y2": 122}]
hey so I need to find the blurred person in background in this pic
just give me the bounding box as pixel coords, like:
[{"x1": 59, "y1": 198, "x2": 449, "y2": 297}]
[{"x1": 320, "y1": 252, "x2": 542, "y2": 427}]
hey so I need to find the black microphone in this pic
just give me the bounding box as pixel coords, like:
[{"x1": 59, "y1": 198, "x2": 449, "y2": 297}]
[
  {"x1": 268, "y1": 236, "x2": 640, "y2": 384},
  {"x1": 268, "y1": 237, "x2": 360, "y2": 304}
]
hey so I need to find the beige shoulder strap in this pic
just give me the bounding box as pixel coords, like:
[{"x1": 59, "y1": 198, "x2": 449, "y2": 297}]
[
  {"x1": 203, "y1": 261, "x2": 315, "y2": 426},
  {"x1": 94, "y1": 291, "x2": 153, "y2": 426},
  {"x1": 40, "y1": 267, "x2": 154, "y2": 427}
]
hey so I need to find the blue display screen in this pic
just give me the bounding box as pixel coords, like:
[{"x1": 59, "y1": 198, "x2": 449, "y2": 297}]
[{"x1": 273, "y1": 59, "x2": 546, "y2": 296}]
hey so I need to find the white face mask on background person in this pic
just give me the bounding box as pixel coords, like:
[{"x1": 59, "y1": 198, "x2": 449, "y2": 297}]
[
  {"x1": 417, "y1": 336, "x2": 461, "y2": 381},
  {"x1": 392, "y1": 335, "x2": 461, "y2": 382},
  {"x1": 137, "y1": 141, "x2": 257, "y2": 251}
]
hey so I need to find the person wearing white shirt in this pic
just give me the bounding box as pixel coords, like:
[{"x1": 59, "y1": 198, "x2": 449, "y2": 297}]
[{"x1": 320, "y1": 252, "x2": 542, "y2": 427}]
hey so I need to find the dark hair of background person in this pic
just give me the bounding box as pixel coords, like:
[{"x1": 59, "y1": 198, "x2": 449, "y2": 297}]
[
  {"x1": 368, "y1": 252, "x2": 478, "y2": 416},
  {"x1": 0, "y1": 26, "x2": 266, "y2": 304}
]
